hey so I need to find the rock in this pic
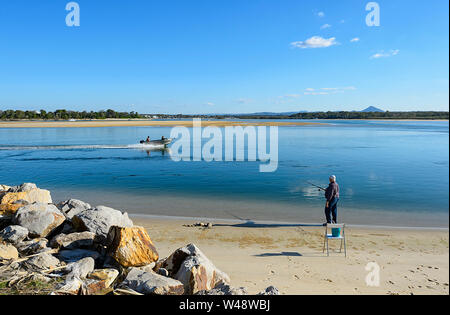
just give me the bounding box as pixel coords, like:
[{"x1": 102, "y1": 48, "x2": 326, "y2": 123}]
[
  {"x1": 82, "y1": 278, "x2": 114, "y2": 295},
  {"x1": 58, "y1": 249, "x2": 101, "y2": 263},
  {"x1": 106, "y1": 226, "x2": 158, "y2": 267},
  {"x1": 0, "y1": 241, "x2": 19, "y2": 260},
  {"x1": 0, "y1": 225, "x2": 29, "y2": 245},
  {"x1": 0, "y1": 215, "x2": 12, "y2": 231},
  {"x1": 0, "y1": 185, "x2": 11, "y2": 192},
  {"x1": 258, "y1": 286, "x2": 280, "y2": 295},
  {"x1": 65, "y1": 257, "x2": 95, "y2": 279},
  {"x1": 56, "y1": 199, "x2": 91, "y2": 220},
  {"x1": 53, "y1": 277, "x2": 83, "y2": 295},
  {"x1": 87, "y1": 269, "x2": 119, "y2": 288},
  {"x1": 72, "y1": 206, "x2": 133, "y2": 243},
  {"x1": 59, "y1": 222, "x2": 76, "y2": 234},
  {"x1": 82, "y1": 269, "x2": 120, "y2": 295},
  {"x1": 49, "y1": 232, "x2": 96, "y2": 250},
  {"x1": 121, "y1": 268, "x2": 184, "y2": 295},
  {"x1": 8, "y1": 183, "x2": 37, "y2": 192},
  {"x1": 102, "y1": 255, "x2": 122, "y2": 270},
  {"x1": 157, "y1": 243, "x2": 230, "y2": 295},
  {"x1": 31, "y1": 274, "x2": 52, "y2": 283},
  {"x1": 137, "y1": 262, "x2": 156, "y2": 273},
  {"x1": 196, "y1": 283, "x2": 248, "y2": 295},
  {"x1": 0, "y1": 201, "x2": 29, "y2": 217},
  {"x1": 157, "y1": 268, "x2": 169, "y2": 277},
  {"x1": 13, "y1": 203, "x2": 65, "y2": 238},
  {"x1": 0, "y1": 185, "x2": 52, "y2": 216},
  {"x1": 17, "y1": 238, "x2": 49, "y2": 255},
  {"x1": 25, "y1": 253, "x2": 60, "y2": 270}
]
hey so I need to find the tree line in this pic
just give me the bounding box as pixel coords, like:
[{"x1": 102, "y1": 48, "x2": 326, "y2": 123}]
[
  {"x1": 1, "y1": 109, "x2": 448, "y2": 121},
  {"x1": 0, "y1": 109, "x2": 142, "y2": 120},
  {"x1": 287, "y1": 111, "x2": 449, "y2": 120}
]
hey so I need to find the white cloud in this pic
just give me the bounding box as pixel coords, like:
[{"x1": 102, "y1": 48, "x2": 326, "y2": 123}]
[
  {"x1": 304, "y1": 91, "x2": 329, "y2": 95},
  {"x1": 303, "y1": 86, "x2": 357, "y2": 95},
  {"x1": 320, "y1": 24, "x2": 331, "y2": 29},
  {"x1": 205, "y1": 102, "x2": 215, "y2": 106},
  {"x1": 281, "y1": 94, "x2": 301, "y2": 99},
  {"x1": 236, "y1": 98, "x2": 253, "y2": 104},
  {"x1": 290, "y1": 36, "x2": 337, "y2": 49},
  {"x1": 317, "y1": 11, "x2": 325, "y2": 17},
  {"x1": 370, "y1": 49, "x2": 400, "y2": 59},
  {"x1": 350, "y1": 37, "x2": 360, "y2": 42}
]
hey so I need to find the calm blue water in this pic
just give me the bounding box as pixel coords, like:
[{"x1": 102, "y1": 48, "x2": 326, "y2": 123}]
[{"x1": 0, "y1": 120, "x2": 448, "y2": 227}]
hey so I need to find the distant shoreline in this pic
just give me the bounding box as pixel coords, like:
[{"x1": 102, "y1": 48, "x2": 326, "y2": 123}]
[{"x1": 0, "y1": 119, "x2": 328, "y2": 128}]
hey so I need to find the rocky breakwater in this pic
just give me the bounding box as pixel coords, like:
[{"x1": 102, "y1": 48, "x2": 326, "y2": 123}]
[{"x1": 0, "y1": 183, "x2": 279, "y2": 295}]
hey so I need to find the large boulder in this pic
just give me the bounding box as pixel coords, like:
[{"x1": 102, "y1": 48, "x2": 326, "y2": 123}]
[
  {"x1": 156, "y1": 244, "x2": 230, "y2": 295},
  {"x1": 65, "y1": 257, "x2": 95, "y2": 279},
  {"x1": 82, "y1": 278, "x2": 114, "y2": 295},
  {"x1": 121, "y1": 268, "x2": 184, "y2": 295},
  {"x1": 87, "y1": 269, "x2": 119, "y2": 288},
  {"x1": 106, "y1": 226, "x2": 158, "y2": 267},
  {"x1": 83, "y1": 269, "x2": 120, "y2": 295},
  {"x1": 53, "y1": 277, "x2": 84, "y2": 295},
  {"x1": 49, "y1": 232, "x2": 96, "y2": 250},
  {"x1": 0, "y1": 225, "x2": 29, "y2": 245},
  {"x1": 24, "y1": 252, "x2": 60, "y2": 270},
  {"x1": 72, "y1": 206, "x2": 133, "y2": 243},
  {"x1": 17, "y1": 238, "x2": 49, "y2": 255},
  {"x1": 0, "y1": 184, "x2": 52, "y2": 216},
  {"x1": 13, "y1": 203, "x2": 65, "y2": 238},
  {"x1": 58, "y1": 249, "x2": 101, "y2": 263},
  {"x1": 0, "y1": 241, "x2": 19, "y2": 260},
  {"x1": 7, "y1": 183, "x2": 38, "y2": 192},
  {"x1": 0, "y1": 185, "x2": 11, "y2": 192},
  {"x1": 56, "y1": 199, "x2": 91, "y2": 220},
  {"x1": 0, "y1": 201, "x2": 29, "y2": 217}
]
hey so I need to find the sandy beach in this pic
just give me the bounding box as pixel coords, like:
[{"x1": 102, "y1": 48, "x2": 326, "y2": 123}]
[
  {"x1": 133, "y1": 216, "x2": 449, "y2": 295},
  {"x1": 0, "y1": 120, "x2": 327, "y2": 129}
]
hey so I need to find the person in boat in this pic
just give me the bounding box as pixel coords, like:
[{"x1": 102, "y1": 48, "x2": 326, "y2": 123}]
[{"x1": 324, "y1": 175, "x2": 340, "y2": 224}]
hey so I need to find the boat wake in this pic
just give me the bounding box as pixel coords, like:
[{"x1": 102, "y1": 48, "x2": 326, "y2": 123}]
[{"x1": 0, "y1": 144, "x2": 167, "y2": 151}]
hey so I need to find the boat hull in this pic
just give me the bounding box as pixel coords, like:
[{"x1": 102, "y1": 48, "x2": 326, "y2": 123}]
[{"x1": 139, "y1": 139, "x2": 173, "y2": 146}]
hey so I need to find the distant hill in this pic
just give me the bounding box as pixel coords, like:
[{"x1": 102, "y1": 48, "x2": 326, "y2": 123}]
[{"x1": 362, "y1": 106, "x2": 384, "y2": 112}]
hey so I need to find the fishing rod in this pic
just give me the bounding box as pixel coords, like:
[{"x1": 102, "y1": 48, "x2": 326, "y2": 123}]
[{"x1": 307, "y1": 181, "x2": 326, "y2": 192}]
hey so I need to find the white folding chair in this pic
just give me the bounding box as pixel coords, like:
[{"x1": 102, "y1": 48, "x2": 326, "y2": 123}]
[{"x1": 323, "y1": 224, "x2": 347, "y2": 257}]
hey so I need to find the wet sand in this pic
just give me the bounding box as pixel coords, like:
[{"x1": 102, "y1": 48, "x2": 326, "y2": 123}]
[
  {"x1": 0, "y1": 120, "x2": 326, "y2": 128},
  {"x1": 133, "y1": 216, "x2": 449, "y2": 295}
]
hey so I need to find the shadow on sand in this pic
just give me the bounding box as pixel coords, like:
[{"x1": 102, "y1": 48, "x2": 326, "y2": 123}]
[
  {"x1": 254, "y1": 252, "x2": 303, "y2": 257},
  {"x1": 213, "y1": 220, "x2": 324, "y2": 229}
]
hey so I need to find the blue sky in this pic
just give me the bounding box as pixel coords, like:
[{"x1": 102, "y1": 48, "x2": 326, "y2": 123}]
[{"x1": 0, "y1": 0, "x2": 448, "y2": 114}]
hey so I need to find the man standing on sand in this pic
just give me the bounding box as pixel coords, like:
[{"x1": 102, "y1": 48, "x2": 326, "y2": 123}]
[{"x1": 325, "y1": 175, "x2": 340, "y2": 224}]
